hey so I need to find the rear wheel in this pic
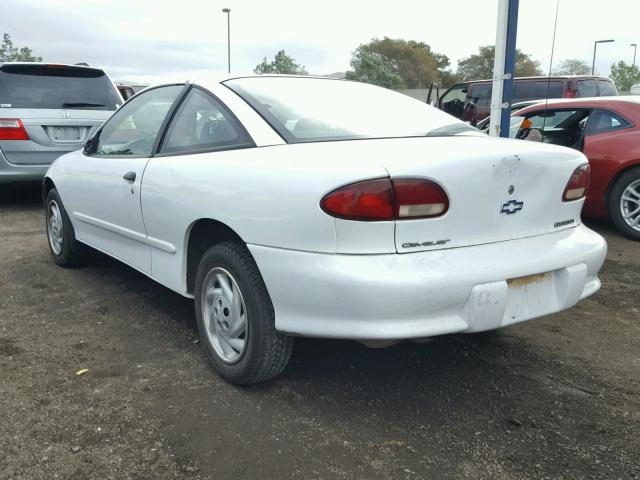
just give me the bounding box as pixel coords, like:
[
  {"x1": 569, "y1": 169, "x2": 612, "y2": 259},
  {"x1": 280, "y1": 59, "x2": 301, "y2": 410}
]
[
  {"x1": 609, "y1": 167, "x2": 640, "y2": 241},
  {"x1": 194, "y1": 242, "x2": 293, "y2": 385},
  {"x1": 45, "y1": 188, "x2": 83, "y2": 267}
]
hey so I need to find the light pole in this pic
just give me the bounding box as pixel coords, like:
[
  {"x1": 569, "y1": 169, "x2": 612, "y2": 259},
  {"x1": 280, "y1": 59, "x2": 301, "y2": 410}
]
[
  {"x1": 632, "y1": 43, "x2": 637, "y2": 67},
  {"x1": 592, "y1": 39, "x2": 614, "y2": 75},
  {"x1": 222, "y1": 8, "x2": 231, "y2": 74}
]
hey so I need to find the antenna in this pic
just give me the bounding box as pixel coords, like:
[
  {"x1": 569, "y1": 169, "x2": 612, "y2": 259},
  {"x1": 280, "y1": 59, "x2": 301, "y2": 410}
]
[{"x1": 542, "y1": 0, "x2": 561, "y2": 133}]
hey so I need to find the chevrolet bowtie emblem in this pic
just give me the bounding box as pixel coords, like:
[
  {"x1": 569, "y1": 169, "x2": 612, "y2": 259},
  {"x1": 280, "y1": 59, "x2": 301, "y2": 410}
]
[{"x1": 500, "y1": 199, "x2": 524, "y2": 215}]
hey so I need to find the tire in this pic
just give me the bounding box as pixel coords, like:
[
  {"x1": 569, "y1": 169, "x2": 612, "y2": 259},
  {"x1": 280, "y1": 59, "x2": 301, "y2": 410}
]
[
  {"x1": 194, "y1": 242, "x2": 293, "y2": 385},
  {"x1": 45, "y1": 188, "x2": 84, "y2": 267},
  {"x1": 608, "y1": 167, "x2": 640, "y2": 241}
]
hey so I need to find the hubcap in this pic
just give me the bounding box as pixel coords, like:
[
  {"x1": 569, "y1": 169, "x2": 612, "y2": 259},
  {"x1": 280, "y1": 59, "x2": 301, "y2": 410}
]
[
  {"x1": 621, "y1": 179, "x2": 640, "y2": 232},
  {"x1": 201, "y1": 267, "x2": 248, "y2": 363},
  {"x1": 47, "y1": 200, "x2": 64, "y2": 255}
]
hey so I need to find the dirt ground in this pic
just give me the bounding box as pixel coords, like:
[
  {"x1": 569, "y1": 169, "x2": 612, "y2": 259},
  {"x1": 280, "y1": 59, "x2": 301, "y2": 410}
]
[{"x1": 0, "y1": 185, "x2": 638, "y2": 480}]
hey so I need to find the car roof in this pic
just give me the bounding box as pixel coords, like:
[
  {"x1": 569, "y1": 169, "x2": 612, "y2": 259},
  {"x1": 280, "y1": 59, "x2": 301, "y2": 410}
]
[
  {"x1": 518, "y1": 96, "x2": 640, "y2": 109},
  {"x1": 467, "y1": 75, "x2": 613, "y2": 84},
  {"x1": 143, "y1": 74, "x2": 349, "y2": 93},
  {"x1": 0, "y1": 61, "x2": 107, "y2": 74}
]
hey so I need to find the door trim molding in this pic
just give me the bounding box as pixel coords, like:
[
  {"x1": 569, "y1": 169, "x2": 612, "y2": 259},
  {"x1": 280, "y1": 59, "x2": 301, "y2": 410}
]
[{"x1": 73, "y1": 211, "x2": 176, "y2": 254}]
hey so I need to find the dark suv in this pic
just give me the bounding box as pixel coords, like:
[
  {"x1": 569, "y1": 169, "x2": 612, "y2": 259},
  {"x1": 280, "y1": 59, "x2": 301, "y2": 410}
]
[{"x1": 434, "y1": 75, "x2": 618, "y2": 122}]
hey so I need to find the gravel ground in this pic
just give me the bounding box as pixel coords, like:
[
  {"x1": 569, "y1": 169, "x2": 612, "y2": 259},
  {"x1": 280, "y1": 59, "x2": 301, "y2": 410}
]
[{"x1": 0, "y1": 185, "x2": 638, "y2": 480}]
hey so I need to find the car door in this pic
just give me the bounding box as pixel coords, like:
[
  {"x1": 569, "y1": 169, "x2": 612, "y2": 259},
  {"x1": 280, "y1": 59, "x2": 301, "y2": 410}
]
[
  {"x1": 140, "y1": 85, "x2": 255, "y2": 292},
  {"x1": 582, "y1": 109, "x2": 633, "y2": 211},
  {"x1": 65, "y1": 84, "x2": 186, "y2": 273}
]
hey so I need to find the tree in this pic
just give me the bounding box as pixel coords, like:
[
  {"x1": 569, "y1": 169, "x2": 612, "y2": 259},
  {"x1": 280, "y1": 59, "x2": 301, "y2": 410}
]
[
  {"x1": 609, "y1": 61, "x2": 640, "y2": 91},
  {"x1": 345, "y1": 52, "x2": 404, "y2": 89},
  {"x1": 345, "y1": 37, "x2": 455, "y2": 89},
  {"x1": 456, "y1": 45, "x2": 542, "y2": 81},
  {"x1": 553, "y1": 58, "x2": 591, "y2": 75},
  {"x1": 0, "y1": 33, "x2": 42, "y2": 62},
  {"x1": 254, "y1": 50, "x2": 307, "y2": 75}
]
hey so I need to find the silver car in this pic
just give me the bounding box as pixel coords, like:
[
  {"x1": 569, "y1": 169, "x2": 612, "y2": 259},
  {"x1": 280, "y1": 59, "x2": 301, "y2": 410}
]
[{"x1": 0, "y1": 62, "x2": 122, "y2": 183}]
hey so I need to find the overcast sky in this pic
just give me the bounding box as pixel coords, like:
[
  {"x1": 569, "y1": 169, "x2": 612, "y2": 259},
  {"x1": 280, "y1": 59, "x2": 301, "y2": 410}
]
[{"x1": 2, "y1": 0, "x2": 637, "y2": 84}]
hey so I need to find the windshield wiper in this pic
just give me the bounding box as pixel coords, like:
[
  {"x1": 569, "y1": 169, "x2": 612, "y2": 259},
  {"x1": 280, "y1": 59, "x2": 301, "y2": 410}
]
[{"x1": 62, "y1": 102, "x2": 106, "y2": 108}]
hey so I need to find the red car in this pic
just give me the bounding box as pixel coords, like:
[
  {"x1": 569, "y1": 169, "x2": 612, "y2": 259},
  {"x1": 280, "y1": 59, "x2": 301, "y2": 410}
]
[{"x1": 512, "y1": 97, "x2": 640, "y2": 240}]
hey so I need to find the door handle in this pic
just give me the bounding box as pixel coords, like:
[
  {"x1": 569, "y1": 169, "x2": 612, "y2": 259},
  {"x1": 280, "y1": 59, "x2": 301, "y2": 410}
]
[{"x1": 123, "y1": 171, "x2": 136, "y2": 182}]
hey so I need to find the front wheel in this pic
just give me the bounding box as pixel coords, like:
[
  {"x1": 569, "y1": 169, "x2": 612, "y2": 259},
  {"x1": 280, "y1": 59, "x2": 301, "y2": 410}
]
[
  {"x1": 45, "y1": 188, "x2": 84, "y2": 267},
  {"x1": 609, "y1": 167, "x2": 640, "y2": 241},
  {"x1": 194, "y1": 242, "x2": 293, "y2": 385}
]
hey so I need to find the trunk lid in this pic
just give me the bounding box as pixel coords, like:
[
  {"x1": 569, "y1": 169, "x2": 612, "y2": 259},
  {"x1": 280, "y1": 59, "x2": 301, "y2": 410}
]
[{"x1": 378, "y1": 136, "x2": 587, "y2": 252}]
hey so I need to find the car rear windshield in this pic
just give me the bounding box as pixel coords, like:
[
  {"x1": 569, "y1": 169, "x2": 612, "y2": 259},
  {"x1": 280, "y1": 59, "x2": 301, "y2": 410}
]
[
  {"x1": 225, "y1": 77, "x2": 477, "y2": 143},
  {"x1": 597, "y1": 80, "x2": 617, "y2": 96},
  {"x1": 0, "y1": 64, "x2": 121, "y2": 110}
]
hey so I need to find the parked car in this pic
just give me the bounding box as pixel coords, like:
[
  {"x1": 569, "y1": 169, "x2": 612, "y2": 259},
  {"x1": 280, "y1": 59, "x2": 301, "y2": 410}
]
[
  {"x1": 435, "y1": 76, "x2": 617, "y2": 123},
  {"x1": 115, "y1": 83, "x2": 136, "y2": 101},
  {"x1": 43, "y1": 76, "x2": 606, "y2": 384},
  {"x1": 475, "y1": 99, "x2": 547, "y2": 131},
  {"x1": 115, "y1": 82, "x2": 150, "y2": 101},
  {"x1": 509, "y1": 97, "x2": 640, "y2": 240},
  {"x1": 0, "y1": 62, "x2": 122, "y2": 184}
]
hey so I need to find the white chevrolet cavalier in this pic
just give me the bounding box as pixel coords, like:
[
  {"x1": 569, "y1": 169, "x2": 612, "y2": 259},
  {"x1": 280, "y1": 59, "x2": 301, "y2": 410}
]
[{"x1": 44, "y1": 76, "x2": 607, "y2": 384}]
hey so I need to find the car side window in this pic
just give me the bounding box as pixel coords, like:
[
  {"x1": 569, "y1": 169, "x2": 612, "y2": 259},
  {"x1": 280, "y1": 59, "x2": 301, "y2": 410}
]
[
  {"x1": 159, "y1": 87, "x2": 253, "y2": 155},
  {"x1": 525, "y1": 110, "x2": 581, "y2": 129},
  {"x1": 576, "y1": 80, "x2": 597, "y2": 97},
  {"x1": 439, "y1": 83, "x2": 467, "y2": 118},
  {"x1": 512, "y1": 81, "x2": 562, "y2": 103},
  {"x1": 468, "y1": 83, "x2": 491, "y2": 107},
  {"x1": 95, "y1": 85, "x2": 183, "y2": 156},
  {"x1": 516, "y1": 109, "x2": 590, "y2": 149},
  {"x1": 585, "y1": 109, "x2": 630, "y2": 135}
]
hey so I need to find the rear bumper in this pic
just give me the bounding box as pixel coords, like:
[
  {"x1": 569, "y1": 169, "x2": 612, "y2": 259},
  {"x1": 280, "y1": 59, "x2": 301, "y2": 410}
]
[
  {"x1": 0, "y1": 144, "x2": 67, "y2": 184},
  {"x1": 249, "y1": 224, "x2": 607, "y2": 340}
]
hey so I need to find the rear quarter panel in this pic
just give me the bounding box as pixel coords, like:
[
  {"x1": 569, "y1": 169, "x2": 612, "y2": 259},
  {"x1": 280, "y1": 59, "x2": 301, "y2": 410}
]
[
  {"x1": 583, "y1": 128, "x2": 640, "y2": 217},
  {"x1": 140, "y1": 143, "x2": 390, "y2": 294}
]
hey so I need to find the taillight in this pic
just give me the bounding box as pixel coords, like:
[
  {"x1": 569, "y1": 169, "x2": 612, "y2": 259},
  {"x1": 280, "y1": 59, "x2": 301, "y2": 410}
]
[
  {"x1": 393, "y1": 178, "x2": 449, "y2": 218},
  {"x1": 563, "y1": 164, "x2": 590, "y2": 201},
  {"x1": 320, "y1": 178, "x2": 394, "y2": 221},
  {"x1": 0, "y1": 119, "x2": 30, "y2": 140},
  {"x1": 320, "y1": 178, "x2": 449, "y2": 221}
]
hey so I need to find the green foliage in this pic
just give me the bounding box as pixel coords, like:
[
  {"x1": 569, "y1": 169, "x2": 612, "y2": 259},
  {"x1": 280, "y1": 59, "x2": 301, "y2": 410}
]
[
  {"x1": 254, "y1": 50, "x2": 308, "y2": 75},
  {"x1": 553, "y1": 58, "x2": 591, "y2": 76},
  {"x1": 457, "y1": 45, "x2": 542, "y2": 81},
  {"x1": 609, "y1": 61, "x2": 640, "y2": 91},
  {"x1": 345, "y1": 52, "x2": 404, "y2": 89},
  {"x1": 346, "y1": 37, "x2": 456, "y2": 89},
  {"x1": 0, "y1": 33, "x2": 42, "y2": 62}
]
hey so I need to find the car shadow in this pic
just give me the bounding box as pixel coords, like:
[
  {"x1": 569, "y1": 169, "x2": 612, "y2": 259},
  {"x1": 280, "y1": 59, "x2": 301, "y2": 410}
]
[{"x1": 0, "y1": 183, "x2": 42, "y2": 208}]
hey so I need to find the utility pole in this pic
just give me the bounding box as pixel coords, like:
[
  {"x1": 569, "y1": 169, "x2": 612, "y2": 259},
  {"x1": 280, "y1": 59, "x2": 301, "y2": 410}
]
[
  {"x1": 222, "y1": 8, "x2": 231, "y2": 74},
  {"x1": 631, "y1": 43, "x2": 637, "y2": 67},
  {"x1": 592, "y1": 39, "x2": 614, "y2": 75},
  {"x1": 488, "y1": 0, "x2": 519, "y2": 138}
]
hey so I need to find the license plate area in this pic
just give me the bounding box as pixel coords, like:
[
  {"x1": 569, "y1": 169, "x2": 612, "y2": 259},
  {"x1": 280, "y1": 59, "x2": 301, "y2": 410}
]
[
  {"x1": 507, "y1": 272, "x2": 550, "y2": 289},
  {"x1": 51, "y1": 126, "x2": 81, "y2": 141},
  {"x1": 504, "y1": 271, "x2": 555, "y2": 321}
]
